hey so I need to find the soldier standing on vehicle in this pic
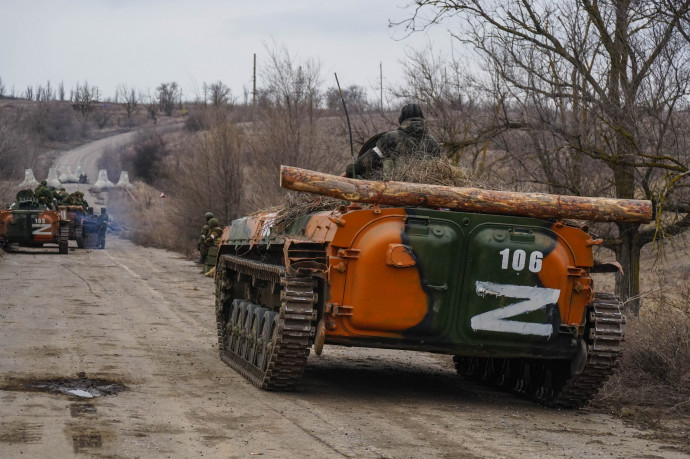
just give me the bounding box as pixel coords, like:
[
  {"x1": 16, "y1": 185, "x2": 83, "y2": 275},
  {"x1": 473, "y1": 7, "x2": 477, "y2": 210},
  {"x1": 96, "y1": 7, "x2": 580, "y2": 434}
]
[
  {"x1": 345, "y1": 103, "x2": 440, "y2": 178},
  {"x1": 197, "y1": 211, "x2": 214, "y2": 264},
  {"x1": 96, "y1": 208, "x2": 109, "y2": 249}
]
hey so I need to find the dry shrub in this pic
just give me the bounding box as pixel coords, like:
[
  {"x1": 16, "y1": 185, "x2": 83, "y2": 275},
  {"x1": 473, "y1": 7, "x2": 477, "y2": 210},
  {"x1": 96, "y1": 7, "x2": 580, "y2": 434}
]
[
  {"x1": 269, "y1": 193, "x2": 346, "y2": 235},
  {"x1": 106, "y1": 112, "x2": 245, "y2": 258},
  {"x1": 106, "y1": 183, "x2": 178, "y2": 250},
  {"x1": 595, "y1": 286, "x2": 690, "y2": 414},
  {"x1": 366, "y1": 155, "x2": 500, "y2": 189}
]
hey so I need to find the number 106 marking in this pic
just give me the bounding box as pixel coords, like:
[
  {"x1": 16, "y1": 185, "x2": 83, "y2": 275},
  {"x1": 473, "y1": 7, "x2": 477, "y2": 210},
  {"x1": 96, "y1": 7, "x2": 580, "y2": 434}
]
[{"x1": 499, "y1": 248, "x2": 543, "y2": 273}]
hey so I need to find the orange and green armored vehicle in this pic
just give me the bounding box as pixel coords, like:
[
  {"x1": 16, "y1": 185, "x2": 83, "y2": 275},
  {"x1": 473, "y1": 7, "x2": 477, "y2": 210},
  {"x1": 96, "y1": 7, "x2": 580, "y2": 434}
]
[
  {"x1": 0, "y1": 190, "x2": 70, "y2": 254},
  {"x1": 214, "y1": 166, "x2": 653, "y2": 407}
]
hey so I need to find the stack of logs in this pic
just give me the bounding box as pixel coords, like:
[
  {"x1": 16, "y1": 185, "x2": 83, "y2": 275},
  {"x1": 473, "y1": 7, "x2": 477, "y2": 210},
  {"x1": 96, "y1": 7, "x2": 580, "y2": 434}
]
[{"x1": 279, "y1": 166, "x2": 652, "y2": 224}]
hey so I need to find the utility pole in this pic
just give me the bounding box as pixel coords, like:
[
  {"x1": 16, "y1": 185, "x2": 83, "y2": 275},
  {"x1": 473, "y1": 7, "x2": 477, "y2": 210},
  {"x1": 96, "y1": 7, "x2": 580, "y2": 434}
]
[
  {"x1": 380, "y1": 61, "x2": 383, "y2": 111},
  {"x1": 253, "y1": 53, "x2": 257, "y2": 107}
]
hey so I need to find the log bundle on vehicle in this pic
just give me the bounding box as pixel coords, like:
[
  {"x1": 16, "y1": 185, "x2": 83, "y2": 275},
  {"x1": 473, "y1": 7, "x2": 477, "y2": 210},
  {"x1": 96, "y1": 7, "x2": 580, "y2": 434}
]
[{"x1": 280, "y1": 165, "x2": 653, "y2": 223}]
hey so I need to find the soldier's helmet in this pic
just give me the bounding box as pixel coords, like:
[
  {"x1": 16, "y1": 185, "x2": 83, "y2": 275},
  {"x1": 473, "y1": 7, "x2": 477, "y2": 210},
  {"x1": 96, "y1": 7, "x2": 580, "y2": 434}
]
[
  {"x1": 398, "y1": 103, "x2": 424, "y2": 124},
  {"x1": 40, "y1": 180, "x2": 48, "y2": 186},
  {"x1": 204, "y1": 211, "x2": 214, "y2": 220},
  {"x1": 101, "y1": 207, "x2": 107, "y2": 214},
  {"x1": 208, "y1": 217, "x2": 220, "y2": 228},
  {"x1": 75, "y1": 191, "x2": 84, "y2": 197}
]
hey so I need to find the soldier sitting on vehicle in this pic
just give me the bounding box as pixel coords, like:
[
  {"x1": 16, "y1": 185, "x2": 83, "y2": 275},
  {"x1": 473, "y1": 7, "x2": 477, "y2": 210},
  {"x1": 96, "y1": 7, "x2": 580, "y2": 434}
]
[
  {"x1": 197, "y1": 211, "x2": 214, "y2": 264},
  {"x1": 57, "y1": 188, "x2": 69, "y2": 204},
  {"x1": 345, "y1": 103, "x2": 440, "y2": 179},
  {"x1": 65, "y1": 191, "x2": 89, "y2": 211},
  {"x1": 34, "y1": 181, "x2": 55, "y2": 208}
]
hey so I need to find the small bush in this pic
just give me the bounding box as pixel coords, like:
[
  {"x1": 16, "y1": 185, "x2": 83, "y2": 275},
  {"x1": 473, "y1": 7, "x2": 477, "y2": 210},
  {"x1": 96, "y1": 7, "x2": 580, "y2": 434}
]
[{"x1": 131, "y1": 132, "x2": 168, "y2": 185}]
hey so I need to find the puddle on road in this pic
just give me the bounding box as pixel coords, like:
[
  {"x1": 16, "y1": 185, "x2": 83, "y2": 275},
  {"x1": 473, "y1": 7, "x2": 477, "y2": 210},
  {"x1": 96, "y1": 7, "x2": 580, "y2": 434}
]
[
  {"x1": 0, "y1": 374, "x2": 127, "y2": 399},
  {"x1": 72, "y1": 431, "x2": 102, "y2": 452}
]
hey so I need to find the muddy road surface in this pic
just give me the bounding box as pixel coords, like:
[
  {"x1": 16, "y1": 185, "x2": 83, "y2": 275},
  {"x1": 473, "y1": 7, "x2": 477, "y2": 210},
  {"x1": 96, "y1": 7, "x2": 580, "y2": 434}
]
[{"x1": 0, "y1": 237, "x2": 686, "y2": 458}]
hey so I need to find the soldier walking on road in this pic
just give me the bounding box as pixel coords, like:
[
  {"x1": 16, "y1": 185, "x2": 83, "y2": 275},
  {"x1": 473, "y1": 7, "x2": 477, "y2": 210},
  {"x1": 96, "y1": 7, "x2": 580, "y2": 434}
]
[
  {"x1": 97, "y1": 208, "x2": 109, "y2": 249},
  {"x1": 197, "y1": 211, "x2": 214, "y2": 264}
]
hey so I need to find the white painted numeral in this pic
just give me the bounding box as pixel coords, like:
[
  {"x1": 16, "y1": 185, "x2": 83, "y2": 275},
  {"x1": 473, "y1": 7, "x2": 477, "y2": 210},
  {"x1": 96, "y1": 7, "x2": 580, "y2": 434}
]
[
  {"x1": 472, "y1": 281, "x2": 560, "y2": 336},
  {"x1": 499, "y1": 249, "x2": 544, "y2": 273},
  {"x1": 499, "y1": 248, "x2": 510, "y2": 269},
  {"x1": 529, "y1": 251, "x2": 543, "y2": 273},
  {"x1": 512, "y1": 249, "x2": 526, "y2": 271}
]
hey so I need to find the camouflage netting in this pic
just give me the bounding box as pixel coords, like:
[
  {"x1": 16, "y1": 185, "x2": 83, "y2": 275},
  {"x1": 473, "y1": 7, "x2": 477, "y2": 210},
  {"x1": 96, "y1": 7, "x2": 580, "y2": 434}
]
[
  {"x1": 365, "y1": 156, "x2": 498, "y2": 188},
  {"x1": 270, "y1": 156, "x2": 496, "y2": 233}
]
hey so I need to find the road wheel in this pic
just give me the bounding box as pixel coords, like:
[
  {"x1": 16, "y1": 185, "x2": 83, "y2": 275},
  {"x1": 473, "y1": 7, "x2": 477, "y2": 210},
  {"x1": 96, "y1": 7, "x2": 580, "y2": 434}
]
[
  {"x1": 58, "y1": 223, "x2": 69, "y2": 254},
  {"x1": 76, "y1": 224, "x2": 84, "y2": 248}
]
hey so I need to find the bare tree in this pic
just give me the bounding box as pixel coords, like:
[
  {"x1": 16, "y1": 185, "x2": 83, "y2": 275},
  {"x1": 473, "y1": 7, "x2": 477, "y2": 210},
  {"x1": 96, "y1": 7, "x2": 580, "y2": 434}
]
[
  {"x1": 117, "y1": 85, "x2": 139, "y2": 120},
  {"x1": 36, "y1": 80, "x2": 54, "y2": 101},
  {"x1": 167, "y1": 111, "x2": 245, "y2": 225},
  {"x1": 246, "y1": 45, "x2": 347, "y2": 207},
  {"x1": 58, "y1": 81, "x2": 65, "y2": 101},
  {"x1": 24, "y1": 86, "x2": 33, "y2": 100},
  {"x1": 156, "y1": 82, "x2": 180, "y2": 116},
  {"x1": 0, "y1": 75, "x2": 5, "y2": 98},
  {"x1": 72, "y1": 81, "x2": 100, "y2": 135},
  {"x1": 325, "y1": 85, "x2": 368, "y2": 111},
  {"x1": 146, "y1": 91, "x2": 159, "y2": 123},
  {"x1": 402, "y1": 0, "x2": 690, "y2": 313},
  {"x1": 204, "y1": 81, "x2": 232, "y2": 107}
]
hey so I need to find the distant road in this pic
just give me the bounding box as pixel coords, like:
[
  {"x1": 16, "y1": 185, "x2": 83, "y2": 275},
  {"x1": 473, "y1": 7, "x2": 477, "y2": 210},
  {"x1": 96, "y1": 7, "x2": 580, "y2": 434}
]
[{"x1": 54, "y1": 131, "x2": 141, "y2": 184}]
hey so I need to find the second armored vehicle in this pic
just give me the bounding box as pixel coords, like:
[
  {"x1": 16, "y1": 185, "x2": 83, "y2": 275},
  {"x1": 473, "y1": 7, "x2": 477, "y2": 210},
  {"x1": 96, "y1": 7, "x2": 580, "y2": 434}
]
[{"x1": 0, "y1": 190, "x2": 70, "y2": 254}]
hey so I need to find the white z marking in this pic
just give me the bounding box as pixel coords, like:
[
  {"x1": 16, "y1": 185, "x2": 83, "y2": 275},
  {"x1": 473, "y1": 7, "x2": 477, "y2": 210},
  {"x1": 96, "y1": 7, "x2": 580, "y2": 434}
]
[
  {"x1": 472, "y1": 281, "x2": 560, "y2": 337},
  {"x1": 32, "y1": 223, "x2": 52, "y2": 236}
]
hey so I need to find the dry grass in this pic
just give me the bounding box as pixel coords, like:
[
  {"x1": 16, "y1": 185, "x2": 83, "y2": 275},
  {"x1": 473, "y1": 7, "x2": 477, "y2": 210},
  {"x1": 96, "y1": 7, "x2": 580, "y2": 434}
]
[
  {"x1": 106, "y1": 183, "x2": 199, "y2": 254},
  {"x1": 595, "y1": 286, "x2": 690, "y2": 416},
  {"x1": 366, "y1": 155, "x2": 502, "y2": 189}
]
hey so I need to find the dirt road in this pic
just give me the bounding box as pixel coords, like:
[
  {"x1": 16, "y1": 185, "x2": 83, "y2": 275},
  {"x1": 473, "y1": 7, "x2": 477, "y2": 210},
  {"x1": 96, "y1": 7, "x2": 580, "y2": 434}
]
[{"x1": 0, "y1": 237, "x2": 686, "y2": 458}]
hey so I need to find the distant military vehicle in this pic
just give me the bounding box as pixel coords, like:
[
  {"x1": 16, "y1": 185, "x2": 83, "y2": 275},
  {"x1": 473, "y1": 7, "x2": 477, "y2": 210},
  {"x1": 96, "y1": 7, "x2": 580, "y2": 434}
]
[
  {"x1": 0, "y1": 190, "x2": 70, "y2": 254},
  {"x1": 212, "y1": 166, "x2": 652, "y2": 408}
]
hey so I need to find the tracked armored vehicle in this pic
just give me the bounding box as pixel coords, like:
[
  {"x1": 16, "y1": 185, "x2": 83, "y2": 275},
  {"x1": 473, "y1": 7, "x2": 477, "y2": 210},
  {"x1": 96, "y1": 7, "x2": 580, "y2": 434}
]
[
  {"x1": 214, "y1": 166, "x2": 653, "y2": 407},
  {"x1": 0, "y1": 190, "x2": 70, "y2": 254},
  {"x1": 59, "y1": 205, "x2": 87, "y2": 248},
  {"x1": 58, "y1": 206, "x2": 102, "y2": 249}
]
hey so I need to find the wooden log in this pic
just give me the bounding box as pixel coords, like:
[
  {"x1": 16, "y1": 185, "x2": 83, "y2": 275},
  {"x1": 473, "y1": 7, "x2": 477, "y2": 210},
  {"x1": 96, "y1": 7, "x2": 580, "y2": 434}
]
[{"x1": 280, "y1": 166, "x2": 653, "y2": 224}]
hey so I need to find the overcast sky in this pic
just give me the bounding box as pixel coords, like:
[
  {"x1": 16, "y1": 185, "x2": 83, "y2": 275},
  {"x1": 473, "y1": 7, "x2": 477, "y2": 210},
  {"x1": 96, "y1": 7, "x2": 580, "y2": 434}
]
[{"x1": 0, "y1": 0, "x2": 453, "y2": 103}]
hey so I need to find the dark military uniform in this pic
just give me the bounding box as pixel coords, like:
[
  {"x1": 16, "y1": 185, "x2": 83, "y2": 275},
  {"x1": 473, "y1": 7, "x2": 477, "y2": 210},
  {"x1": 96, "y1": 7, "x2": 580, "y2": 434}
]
[
  {"x1": 96, "y1": 208, "x2": 109, "y2": 249},
  {"x1": 346, "y1": 104, "x2": 440, "y2": 178}
]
